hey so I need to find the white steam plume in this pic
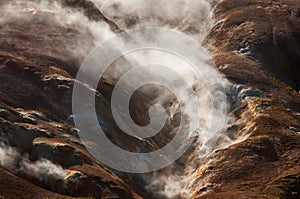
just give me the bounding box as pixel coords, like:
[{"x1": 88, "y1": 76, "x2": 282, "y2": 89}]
[
  {"x1": 0, "y1": 0, "x2": 115, "y2": 61},
  {"x1": 1, "y1": 0, "x2": 236, "y2": 198},
  {"x1": 146, "y1": 174, "x2": 188, "y2": 199},
  {"x1": 93, "y1": 0, "x2": 213, "y2": 40},
  {"x1": 87, "y1": 1, "x2": 231, "y2": 198},
  {"x1": 0, "y1": 143, "x2": 67, "y2": 183}
]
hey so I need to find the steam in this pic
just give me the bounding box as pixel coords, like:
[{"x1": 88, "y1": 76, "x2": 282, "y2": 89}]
[
  {"x1": 87, "y1": 1, "x2": 231, "y2": 198},
  {"x1": 146, "y1": 174, "x2": 188, "y2": 199},
  {"x1": 0, "y1": 0, "x2": 115, "y2": 61},
  {"x1": 0, "y1": 143, "x2": 67, "y2": 183},
  {"x1": 22, "y1": 158, "x2": 66, "y2": 182},
  {"x1": 93, "y1": 0, "x2": 213, "y2": 40},
  {"x1": 1, "y1": 0, "x2": 235, "y2": 198}
]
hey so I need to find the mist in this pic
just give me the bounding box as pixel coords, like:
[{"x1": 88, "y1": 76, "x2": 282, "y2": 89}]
[
  {"x1": 0, "y1": 143, "x2": 67, "y2": 184},
  {"x1": 0, "y1": 0, "x2": 237, "y2": 198},
  {"x1": 92, "y1": 0, "x2": 213, "y2": 41},
  {"x1": 0, "y1": 0, "x2": 115, "y2": 62}
]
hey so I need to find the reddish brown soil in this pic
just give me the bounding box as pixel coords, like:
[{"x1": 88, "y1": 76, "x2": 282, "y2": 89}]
[{"x1": 0, "y1": 168, "x2": 71, "y2": 199}]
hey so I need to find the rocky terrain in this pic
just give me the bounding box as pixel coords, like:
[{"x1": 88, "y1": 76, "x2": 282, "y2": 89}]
[
  {"x1": 186, "y1": 0, "x2": 300, "y2": 198},
  {"x1": 0, "y1": 0, "x2": 299, "y2": 199}
]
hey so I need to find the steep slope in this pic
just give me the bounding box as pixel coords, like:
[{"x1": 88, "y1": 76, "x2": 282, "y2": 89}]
[
  {"x1": 0, "y1": 0, "x2": 299, "y2": 198},
  {"x1": 0, "y1": 1, "x2": 141, "y2": 198},
  {"x1": 186, "y1": 0, "x2": 300, "y2": 198}
]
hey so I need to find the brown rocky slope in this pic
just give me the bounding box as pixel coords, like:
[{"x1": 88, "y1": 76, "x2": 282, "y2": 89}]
[
  {"x1": 0, "y1": 1, "x2": 141, "y2": 198},
  {"x1": 0, "y1": 0, "x2": 299, "y2": 199},
  {"x1": 185, "y1": 0, "x2": 300, "y2": 198}
]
